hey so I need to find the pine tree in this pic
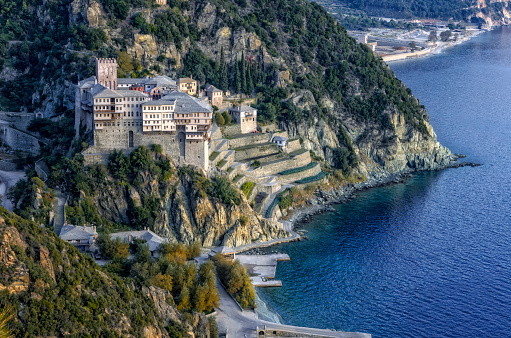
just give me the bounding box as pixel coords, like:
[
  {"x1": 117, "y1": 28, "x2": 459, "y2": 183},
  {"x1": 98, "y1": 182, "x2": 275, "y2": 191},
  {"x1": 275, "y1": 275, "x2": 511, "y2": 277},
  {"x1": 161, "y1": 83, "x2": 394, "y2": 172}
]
[{"x1": 177, "y1": 286, "x2": 191, "y2": 311}]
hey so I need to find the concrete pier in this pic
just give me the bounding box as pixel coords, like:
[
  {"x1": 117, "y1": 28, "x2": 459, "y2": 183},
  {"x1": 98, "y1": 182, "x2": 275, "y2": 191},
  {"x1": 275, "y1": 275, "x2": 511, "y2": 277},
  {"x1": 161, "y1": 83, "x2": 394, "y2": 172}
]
[{"x1": 236, "y1": 254, "x2": 290, "y2": 287}]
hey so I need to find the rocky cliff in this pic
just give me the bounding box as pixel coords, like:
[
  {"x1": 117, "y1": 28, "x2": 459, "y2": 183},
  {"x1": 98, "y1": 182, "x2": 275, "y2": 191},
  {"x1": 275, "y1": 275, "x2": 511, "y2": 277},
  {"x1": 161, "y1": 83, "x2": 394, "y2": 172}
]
[{"x1": 69, "y1": 152, "x2": 288, "y2": 247}]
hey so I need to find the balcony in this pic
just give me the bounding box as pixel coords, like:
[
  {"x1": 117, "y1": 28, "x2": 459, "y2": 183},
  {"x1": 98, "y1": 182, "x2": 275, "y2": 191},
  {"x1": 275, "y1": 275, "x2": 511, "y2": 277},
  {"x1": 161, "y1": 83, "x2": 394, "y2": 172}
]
[{"x1": 94, "y1": 109, "x2": 115, "y2": 113}]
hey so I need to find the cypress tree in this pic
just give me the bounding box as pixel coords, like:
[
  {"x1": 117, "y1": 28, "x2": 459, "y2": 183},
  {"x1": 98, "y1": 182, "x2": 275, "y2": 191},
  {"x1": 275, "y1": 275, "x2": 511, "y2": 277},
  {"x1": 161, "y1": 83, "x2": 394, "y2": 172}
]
[
  {"x1": 241, "y1": 52, "x2": 247, "y2": 94},
  {"x1": 247, "y1": 64, "x2": 254, "y2": 95},
  {"x1": 235, "y1": 58, "x2": 241, "y2": 94},
  {"x1": 219, "y1": 47, "x2": 229, "y2": 92}
]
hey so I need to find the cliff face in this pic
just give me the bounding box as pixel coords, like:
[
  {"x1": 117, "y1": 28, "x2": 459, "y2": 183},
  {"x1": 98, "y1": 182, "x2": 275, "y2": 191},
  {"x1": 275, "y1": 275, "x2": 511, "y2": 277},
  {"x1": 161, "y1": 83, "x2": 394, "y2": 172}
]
[
  {"x1": 280, "y1": 89, "x2": 453, "y2": 182},
  {"x1": 86, "y1": 165, "x2": 288, "y2": 247}
]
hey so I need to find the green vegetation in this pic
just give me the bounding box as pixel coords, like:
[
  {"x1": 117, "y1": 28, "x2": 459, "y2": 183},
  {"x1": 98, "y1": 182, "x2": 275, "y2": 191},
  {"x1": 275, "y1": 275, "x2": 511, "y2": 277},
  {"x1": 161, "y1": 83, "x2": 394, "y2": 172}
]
[
  {"x1": 295, "y1": 171, "x2": 328, "y2": 184},
  {"x1": 278, "y1": 192, "x2": 293, "y2": 211},
  {"x1": 0, "y1": 208, "x2": 166, "y2": 336},
  {"x1": 213, "y1": 254, "x2": 256, "y2": 309},
  {"x1": 241, "y1": 181, "x2": 255, "y2": 197},
  {"x1": 209, "y1": 151, "x2": 220, "y2": 161},
  {"x1": 0, "y1": 305, "x2": 13, "y2": 338},
  {"x1": 216, "y1": 159, "x2": 227, "y2": 168},
  {"x1": 222, "y1": 111, "x2": 232, "y2": 125},
  {"x1": 265, "y1": 189, "x2": 289, "y2": 218},
  {"x1": 279, "y1": 162, "x2": 318, "y2": 175},
  {"x1": 7, "y1": 177, "x2": 54, "y2": 224},
  {"x1": 97, "y1": 233, "x2": 130, "y2": 260},
  {"x1": 251, "y1": 160, "x2": 261, "y2": 169},
  {"x1": 343, "y1": 0, "x2": 477, "y2": 20},
  {"x1": 215, "y1": 112, "x2": 225, "y2": 126},
  {"x1": 102, "y1": 240, "x2": 219, "y2": 314}
]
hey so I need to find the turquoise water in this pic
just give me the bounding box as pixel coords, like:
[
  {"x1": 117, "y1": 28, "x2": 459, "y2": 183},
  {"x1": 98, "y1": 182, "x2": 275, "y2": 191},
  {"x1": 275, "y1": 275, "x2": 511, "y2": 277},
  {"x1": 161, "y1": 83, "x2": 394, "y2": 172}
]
[{"x1": 257, "y1": 26, "x2": 511, "y2": 337}]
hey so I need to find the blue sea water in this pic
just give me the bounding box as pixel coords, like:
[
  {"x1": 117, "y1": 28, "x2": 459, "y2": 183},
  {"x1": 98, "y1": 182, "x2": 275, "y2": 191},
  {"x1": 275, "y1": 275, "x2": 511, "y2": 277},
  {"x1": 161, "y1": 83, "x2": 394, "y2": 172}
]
[{"x1": 257, "y1": 26, "x2": 511, "y2": 337}]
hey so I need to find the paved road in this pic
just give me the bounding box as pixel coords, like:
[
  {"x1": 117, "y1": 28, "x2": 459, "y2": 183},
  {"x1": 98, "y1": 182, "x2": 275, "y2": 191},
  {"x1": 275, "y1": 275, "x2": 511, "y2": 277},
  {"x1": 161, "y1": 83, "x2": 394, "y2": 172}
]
[
  {"x1": 215, "y1": 276, "x2": 372, "y2": 338},
  {"x1": 0, "y1": 170, "x2": 25, "y2": 211}
]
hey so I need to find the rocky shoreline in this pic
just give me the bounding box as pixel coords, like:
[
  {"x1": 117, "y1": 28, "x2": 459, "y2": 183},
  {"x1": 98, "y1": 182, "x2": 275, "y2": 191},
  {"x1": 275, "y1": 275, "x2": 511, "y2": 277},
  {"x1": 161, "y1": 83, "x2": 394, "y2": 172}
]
[{"x1": 237, "y1": 159, "x2": 480, "y2": 254}]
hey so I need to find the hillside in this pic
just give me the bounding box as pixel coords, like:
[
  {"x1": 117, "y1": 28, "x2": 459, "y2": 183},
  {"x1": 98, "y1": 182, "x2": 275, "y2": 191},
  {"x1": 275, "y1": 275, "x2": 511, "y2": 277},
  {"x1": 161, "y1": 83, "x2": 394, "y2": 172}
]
[
  {"x1": 0, "y1": 207, "x2": 215, "y2": 337},
  {"x1": 1, "y1": 0, "x2": 456, "y2": 182},
  {"x1": 332, "y1": 0, "x2": 511, "y2": 22}
]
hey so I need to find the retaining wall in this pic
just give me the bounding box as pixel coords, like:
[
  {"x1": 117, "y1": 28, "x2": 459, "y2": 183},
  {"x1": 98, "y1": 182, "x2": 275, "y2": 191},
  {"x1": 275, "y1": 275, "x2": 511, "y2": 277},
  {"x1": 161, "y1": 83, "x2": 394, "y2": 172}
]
[
  {"x1": 227, "y1": 133, "x2": 270, "y2": 148},
  {"x1": 276, "y1": 163, "x2": 321, "y2": 184},
  {"x1": 234, "y1": 143, "x2": 279, "y2": 161}
]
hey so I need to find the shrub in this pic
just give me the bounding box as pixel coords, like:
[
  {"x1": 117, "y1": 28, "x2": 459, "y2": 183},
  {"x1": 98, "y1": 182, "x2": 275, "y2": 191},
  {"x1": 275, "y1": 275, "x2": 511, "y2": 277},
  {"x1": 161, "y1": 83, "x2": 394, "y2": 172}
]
[
  {"x1": 211, "y1": 176, "x2": 241, "y2": 206},
  {"x1": 213, "y1": 254, "x2": 255, "y2": 309},
  {"x1": 278, "y1": 194, "x2": 293, "y2": 210},
  {"x1": 240, "y1": 215, "x2": 249, "y2": 226},
  {"x1": 222, "y1": 111, "x2": 231, "y2": 124},
  {"x1": 215, "y1": 112, "x2": 225, "y2": 126},
  {"x1": 240, "y1": 181, "x2": 254, "y2": 197},
  {"x1": 151, "y1": 144, "x2": 163, "y2": 154},
  {"x1": 251, "y1": 160, "x2": 261, "y2": 168}
]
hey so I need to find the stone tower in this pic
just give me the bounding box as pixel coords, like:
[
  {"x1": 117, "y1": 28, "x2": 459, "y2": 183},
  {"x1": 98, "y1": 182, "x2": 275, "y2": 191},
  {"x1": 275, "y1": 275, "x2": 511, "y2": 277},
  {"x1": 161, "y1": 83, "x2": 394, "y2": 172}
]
[{"x1": 95, "y1": 58, "x2": 118, "y2": 90}]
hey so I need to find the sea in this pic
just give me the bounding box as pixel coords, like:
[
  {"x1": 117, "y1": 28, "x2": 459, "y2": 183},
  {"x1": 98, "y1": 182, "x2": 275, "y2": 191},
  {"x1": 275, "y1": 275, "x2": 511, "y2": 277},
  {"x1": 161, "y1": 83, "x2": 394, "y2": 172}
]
[{"x1": 256, "y1": 26, "x2": 511, "y2": 337}]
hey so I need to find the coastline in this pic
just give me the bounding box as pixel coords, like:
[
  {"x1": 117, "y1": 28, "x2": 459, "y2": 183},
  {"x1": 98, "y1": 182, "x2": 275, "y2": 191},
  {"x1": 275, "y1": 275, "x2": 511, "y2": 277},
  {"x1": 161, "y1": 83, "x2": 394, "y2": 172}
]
[
  {"x1": 249, "y1": 160, "x2": 480, "y2": 325},
  {"x1": 381, "y1": 29, "x2": 487, "y2": 62}
]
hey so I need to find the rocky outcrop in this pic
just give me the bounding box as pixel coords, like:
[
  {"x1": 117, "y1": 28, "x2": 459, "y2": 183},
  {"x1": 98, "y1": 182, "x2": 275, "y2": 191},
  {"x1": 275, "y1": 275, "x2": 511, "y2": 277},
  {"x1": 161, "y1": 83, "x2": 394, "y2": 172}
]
[
  {"x1": 87, "y1": 167, "x2": 289, "y2": 247},
  {"x1": 0, "y1": 226, "x2": 30, "y2": 294}
]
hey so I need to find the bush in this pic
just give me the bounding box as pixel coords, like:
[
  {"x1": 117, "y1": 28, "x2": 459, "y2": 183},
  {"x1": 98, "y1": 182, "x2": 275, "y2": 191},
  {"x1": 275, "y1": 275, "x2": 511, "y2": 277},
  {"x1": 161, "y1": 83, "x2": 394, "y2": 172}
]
[
  {"x1": 240, "y1": 181, "x2": 254, "y2": 197},
  {"x1": 222, "y1": 111, "x2": 231, "y2": 124},
  {"x1": 213, "y1": 254, "x2": 255, "y2": 309},
  {"x1": 211, "y1": 176, "x2": 241, "y2": 206},
  {"x1": 151, "y1": 144, "x2": 163, "y2": 154},
  {"x1": 278, "y1": 194, "x2": 293, "y2": 210},
  {"x1": 215, "y1": 112, "x2": 225, "y2": 126},
  {"x1": 97, "y1": 234, "x2": 129, "y2": 260}
]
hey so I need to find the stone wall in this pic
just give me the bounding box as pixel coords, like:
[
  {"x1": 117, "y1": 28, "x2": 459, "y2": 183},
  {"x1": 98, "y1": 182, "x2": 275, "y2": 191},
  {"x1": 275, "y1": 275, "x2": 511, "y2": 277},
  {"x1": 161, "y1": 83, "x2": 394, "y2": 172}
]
[
  {"x1": 234, "y1": 143, "x2": 279, "y2": 161},
  {"x1": 0, "y1": 112, "x2": 34, "y2": 130},
  {"x1": 285, "y1": 139, "x2": 301, "y2": 153},
  {"x1": 275, "y1": 163, "x2": 321, "y2": 184},
  {"x1": 222, "y1": 124, "x2": 242, "y2": 137},
  {"x1": 258, "y1": 328, "x2": 335, "y2": 338},
  {"x1": 2, "y1": 127, "x2": 40, "y2": 155},
  {"x1": 240, "y1": 116, "x2": 257, "y2": 134},
  {"x1": 228, "y1": 133, "x2": 270, "y2": 148},
  {"x1": 0, "y1": 160, "x2": 18, "y2": 171},
  {"x1": 86, "y1": 124, "x2": 208, "y2": 169},
  {"x1": 186, "y1": 139, "x2": 209, "y2": 170}
]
